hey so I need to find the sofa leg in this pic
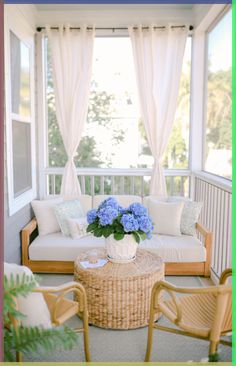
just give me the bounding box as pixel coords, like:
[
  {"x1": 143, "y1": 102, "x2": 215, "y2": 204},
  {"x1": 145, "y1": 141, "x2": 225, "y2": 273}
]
[{"x1": 204, "y1": 262, "x2": 211, "y2": 277}]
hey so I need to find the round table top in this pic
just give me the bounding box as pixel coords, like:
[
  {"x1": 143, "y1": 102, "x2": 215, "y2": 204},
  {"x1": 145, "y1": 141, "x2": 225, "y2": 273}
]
[{"x1": 74, "y1": 248, "x2": 164, "y2": 280}]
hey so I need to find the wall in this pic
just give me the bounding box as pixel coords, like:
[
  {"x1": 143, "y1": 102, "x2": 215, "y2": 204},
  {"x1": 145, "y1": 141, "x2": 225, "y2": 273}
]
[{"x1": 4, "y1": 5, "x2": 38, "y2": 263}]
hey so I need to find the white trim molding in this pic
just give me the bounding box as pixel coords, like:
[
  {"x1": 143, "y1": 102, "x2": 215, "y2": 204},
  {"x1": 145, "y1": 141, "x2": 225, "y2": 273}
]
[{"x1": 4, "y1": 6, "x2": 37, "y2": 216}]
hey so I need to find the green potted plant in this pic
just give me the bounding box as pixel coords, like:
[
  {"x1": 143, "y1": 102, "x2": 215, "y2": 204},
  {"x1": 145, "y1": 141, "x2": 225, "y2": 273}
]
[{"x1": 4, "y1": 273, "x2": 77, "y2": 361}]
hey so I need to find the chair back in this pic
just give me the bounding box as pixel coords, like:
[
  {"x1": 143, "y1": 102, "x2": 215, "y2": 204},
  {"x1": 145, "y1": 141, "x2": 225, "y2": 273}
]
[{"x1": 213, "y1": 268, "x2": 232, "y2": 335}]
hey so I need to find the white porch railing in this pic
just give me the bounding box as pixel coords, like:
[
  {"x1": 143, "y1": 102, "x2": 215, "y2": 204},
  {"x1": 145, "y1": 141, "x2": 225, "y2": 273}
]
[
  {"x1": 193, "y1": 171, "x2": 232, "y2": 280},
  {"x1": 44, "y1": 168, "x2": 191, "y2": 197}
]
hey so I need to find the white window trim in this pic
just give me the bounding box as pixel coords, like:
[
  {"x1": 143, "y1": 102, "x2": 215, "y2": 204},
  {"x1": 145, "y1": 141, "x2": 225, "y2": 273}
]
[
  {"x1": 189, "y1": 4, "x2": 231, "y2": 199},
  {"x1": 202, "y1": 5, "x2": 232, "y2": 180},
  {"x1": 4, "y1": 9, "x2": 37, "y2": 216}
]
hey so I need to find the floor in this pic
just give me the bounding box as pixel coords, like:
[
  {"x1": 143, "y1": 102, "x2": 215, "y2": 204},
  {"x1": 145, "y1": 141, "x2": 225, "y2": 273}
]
[{"x1": 24, "y1": 274, "x2": 232, "y2": 363}]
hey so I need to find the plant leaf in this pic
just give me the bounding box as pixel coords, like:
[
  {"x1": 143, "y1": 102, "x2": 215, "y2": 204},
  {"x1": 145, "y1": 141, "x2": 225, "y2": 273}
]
[
  {"x1": 132, "y1": 232, "x2": 140, "y2": 244},
  {"x1": 114, "y1": 232, "x2": 125, "y2": 240}
]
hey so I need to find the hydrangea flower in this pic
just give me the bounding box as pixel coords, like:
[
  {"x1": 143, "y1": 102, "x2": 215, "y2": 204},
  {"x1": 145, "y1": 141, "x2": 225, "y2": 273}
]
[
  {"x1": 118, "y1": 206, "x2": 127, "y2": 215},
  {"x1": 120, "y1": 214, "x2": 139, "y2": 232},
  {"x1": 98, "y1": 197, "x2": 120, "y2": 210},
  {"x1": 137, "y1": 215, "x2": 153, "y2": 233},
  {"x1": 87, "y1": 209, "x2": 97, "y2": 224},
  {"x1": 129, "y1": 202, "x2": 148, "y2": 217},
  {"x1": 86, "y1": 197, "x2": 153, "y2": 243},
  {"x1": 97, "y1": 206, "x2": 119, "y2": 226}
]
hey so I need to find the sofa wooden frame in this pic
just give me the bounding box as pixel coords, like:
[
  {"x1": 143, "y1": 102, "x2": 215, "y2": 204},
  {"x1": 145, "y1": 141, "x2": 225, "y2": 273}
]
[{"x1": 21, "y1": 218, "x2": 212, "y2": 277}]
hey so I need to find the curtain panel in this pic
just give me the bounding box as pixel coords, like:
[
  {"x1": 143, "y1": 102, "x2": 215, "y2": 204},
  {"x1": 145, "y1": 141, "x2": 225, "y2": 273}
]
[
  {"x1": 46, "y1": 25, "x2": 95, "y2": 196},
  {"x1": 129, "y1": 25, "x2": 188, "y2": 196}
]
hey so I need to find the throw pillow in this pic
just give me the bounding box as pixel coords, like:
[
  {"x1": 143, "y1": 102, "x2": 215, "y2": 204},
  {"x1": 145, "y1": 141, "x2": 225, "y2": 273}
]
[
  {"x1": 31, "y1": 197, "x2": 63, "y2": 236},
  {"x1": 54, "y1": 199, "x2": 84, "y2": 236},
  {"x1": 168, "y1": 197, "x2": 203, "y2": 236},
  {"x1": 67, "y1": 217, "x2": 89, "y2": 239},
  {"x1": 148, "y1": 199, "x2": 184, "y2": 236},
  {"x1": 4, "y1": 262, "x2": 52, "y2": 328}
]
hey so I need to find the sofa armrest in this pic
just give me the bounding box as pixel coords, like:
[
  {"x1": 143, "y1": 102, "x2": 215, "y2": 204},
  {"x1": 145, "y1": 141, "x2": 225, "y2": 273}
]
[
  {"x1": 21, "y1": 218, "x2": 38, "y2": 265},
  {"x1": 196, "y1": 222, "x2": 212, "y2": 276}
]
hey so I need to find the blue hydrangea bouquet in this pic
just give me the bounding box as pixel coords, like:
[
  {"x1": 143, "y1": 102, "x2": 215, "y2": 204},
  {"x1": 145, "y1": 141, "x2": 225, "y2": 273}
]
[{"x1": 86, "y1": 197, "x2": 153, "y2": 244}]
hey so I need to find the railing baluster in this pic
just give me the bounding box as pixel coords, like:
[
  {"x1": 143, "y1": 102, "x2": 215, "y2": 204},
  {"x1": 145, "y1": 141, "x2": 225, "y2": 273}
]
[
  {"x1": 121, "y1": 176, "x2": 125, "y2": 194},
  {"x1": 180, "y1": 176, "x2": 184, "y2": 196},
  {"x1": 221, "y1": 191, "x2": 227, "y2": 274},
  {"x1": 170, "y1": 176, "x2": 174, "y2": 196},
  {"x1": 52, "y1": 175, "x2": 55, "y2": 195},
  {"x1": 131, "y1": 176, "x2": 135, "y2": 195},
  {"x1": 141, "y1": 176, "x2": 144, "y2": 197},
  {"x1": 81, "y1": 176, "x2": 85, "y2": 194},
  {"x1": 91, "y1": 176, "x2": 94, "y2": 197},
  {"x1": 100, "y1": 176, "x2": 104, "y2": 195},
  {"x1": 111, "y1": 176, "x2": 115, "y2": 195},
  {"x1": 227, "y1": 194, "x2": 232, "y2": 268}
]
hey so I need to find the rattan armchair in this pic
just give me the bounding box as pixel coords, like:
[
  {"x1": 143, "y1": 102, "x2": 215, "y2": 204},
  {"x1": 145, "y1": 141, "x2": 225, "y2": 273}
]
[
  {"x1": 14, "y1": 281, "x2": 90, "y2": 362},
  {"x1": 145, "y1": 268, "x2": 232, "y2": 362}
]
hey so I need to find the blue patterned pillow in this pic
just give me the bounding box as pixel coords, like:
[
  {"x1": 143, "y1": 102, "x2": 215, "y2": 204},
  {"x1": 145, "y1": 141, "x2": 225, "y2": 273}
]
[{"x1": 54, "y1": 200, "x2": 84, "y2": 236}]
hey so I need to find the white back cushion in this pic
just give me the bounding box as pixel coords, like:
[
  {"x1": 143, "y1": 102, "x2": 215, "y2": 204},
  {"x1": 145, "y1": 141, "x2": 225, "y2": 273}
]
[
  {"x1": 143, "y1": 195, "x2": 167, "y2": 208},
  {"x1": 31, "y1": 197, "x2": 63, "y2": 236},
  {"x1": 147, "y1": 199, "x2": 184, "y2": 236},
  {"x1": 4, "y1": 263, "x2": 52, "y2": 328},
  {"x1": 93, "y1": 195, "x2": 142, "y2": 209}
]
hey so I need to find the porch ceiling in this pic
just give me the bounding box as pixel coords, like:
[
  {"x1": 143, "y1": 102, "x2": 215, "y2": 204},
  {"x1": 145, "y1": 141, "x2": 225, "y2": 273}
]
[{"x1": 35, "y1": 4, "x2": 194, "y2": 11}]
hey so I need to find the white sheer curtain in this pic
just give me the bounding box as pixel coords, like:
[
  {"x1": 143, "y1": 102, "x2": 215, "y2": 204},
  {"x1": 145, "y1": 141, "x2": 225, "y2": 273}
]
[
  {"x1": 46, "y1": 25, "x2": 95, "y2": 196},
  {"x1": 129, "y1": 25, "x2": 188, "y2": 196}
]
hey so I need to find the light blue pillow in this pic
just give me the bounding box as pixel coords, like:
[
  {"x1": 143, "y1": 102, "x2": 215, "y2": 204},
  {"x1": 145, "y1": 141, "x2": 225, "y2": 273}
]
[
  {"x1": 54, "y1": 200, "x2": 84, "y2": 236},
  {"x1": 168, "y1": 197, "x2": 202, "y2": 236}
]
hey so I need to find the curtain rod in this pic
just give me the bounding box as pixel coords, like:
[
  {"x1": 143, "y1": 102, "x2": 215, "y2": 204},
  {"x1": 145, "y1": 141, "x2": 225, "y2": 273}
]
[{"x1": 36, "y1": 25, "x2": 194, "y2": 32}]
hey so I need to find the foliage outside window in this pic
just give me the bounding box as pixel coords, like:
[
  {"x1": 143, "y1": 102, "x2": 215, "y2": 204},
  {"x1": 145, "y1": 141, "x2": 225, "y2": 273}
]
[
  {"x1": 46, "y1": 36, "x2": 191, "y2": 171},
  {"x1": 205, "y1": 9, "x2": 232, "y2": 179}
]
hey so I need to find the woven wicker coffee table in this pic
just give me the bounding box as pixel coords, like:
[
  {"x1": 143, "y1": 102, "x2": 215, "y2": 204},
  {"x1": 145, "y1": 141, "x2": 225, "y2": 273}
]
[{"x1": 74, "y1": 248, "x2": 164, "y2": 329}]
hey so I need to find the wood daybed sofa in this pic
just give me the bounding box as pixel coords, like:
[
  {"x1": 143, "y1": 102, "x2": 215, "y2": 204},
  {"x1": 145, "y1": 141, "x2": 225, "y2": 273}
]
[{"x1": 21, "y1": 195, "x2": 212, "y2": 277}]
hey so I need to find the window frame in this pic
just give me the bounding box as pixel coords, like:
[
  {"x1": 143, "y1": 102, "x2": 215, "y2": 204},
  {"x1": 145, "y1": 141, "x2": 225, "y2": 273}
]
[
  {"x1": 5, "y1": 14, "x2": 37, "y2": 216},
  {"x1": 202, "y1": 6, "x2": 232, "y2": 181}
]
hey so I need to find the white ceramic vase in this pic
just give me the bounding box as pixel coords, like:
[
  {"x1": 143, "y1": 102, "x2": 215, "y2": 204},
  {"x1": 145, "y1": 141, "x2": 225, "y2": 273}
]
[{"x1": 105, "y1": 234, "x2": 138, "y2": 263}]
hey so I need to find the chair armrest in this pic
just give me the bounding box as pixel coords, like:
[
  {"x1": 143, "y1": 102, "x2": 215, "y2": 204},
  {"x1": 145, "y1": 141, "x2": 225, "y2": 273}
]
[
  {"x1": 21, "y1": 218, "x2": 38, "y2": 265},
  {"x1": 34, "y1": 281, "x2": 87, "y2": 322},
  {"x1": 219, "y1": 268, "x2": 232, "y2": 285},
  {"x1": 196, "y1": 222, "x2": 211, "y2": 237},
  {"x1": 196, "y1": 222, "x2": 212, "y2": 276},
  {"x1": 34, "y1": 281, "x2": 85, "y2": 294}
]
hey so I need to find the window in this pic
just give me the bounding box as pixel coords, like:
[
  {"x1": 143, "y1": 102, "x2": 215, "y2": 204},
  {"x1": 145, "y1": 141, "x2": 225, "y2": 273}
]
[
  {"x1": 5, "y1": 25, "x2": 36, "y2": 215},
  {"x1": 204, "y1": 9, "x2": 232, "y2": 179},
  {"x1": 46, "y1": 36, "x2": 191, "y2": 170}
]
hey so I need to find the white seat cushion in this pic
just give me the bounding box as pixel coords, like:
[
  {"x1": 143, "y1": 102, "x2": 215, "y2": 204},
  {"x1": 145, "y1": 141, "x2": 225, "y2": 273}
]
[
  {"x1": 140, "y1": 235, "x2": 206, "y2": 262},
  {"x1": 29, "y1": 233, "x2": 106, "y2": 261},
  {"x1": 29, "y1": 233, "x2": 205, "y2": 263}
]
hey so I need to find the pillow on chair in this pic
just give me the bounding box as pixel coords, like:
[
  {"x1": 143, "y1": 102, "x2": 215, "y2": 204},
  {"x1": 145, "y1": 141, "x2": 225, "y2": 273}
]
[
  {"x1": 54, "y1": 199, "x2": 85, "y2": 236},
  {"x1": 4, "y1": 263, "x2": 52, "y2": 328},
  {"x1": 147, "y1": 199, "x2": 184, "y2": 236},
  {"x1": 168, "y1": 197, "x2": 203, "y2": 236},
  {"x1": 31, "y1": 197, "x2": 63, "y2": 236},
  {"x1": 67, "y1": 217, "x2": 89, "y2": 239}
]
